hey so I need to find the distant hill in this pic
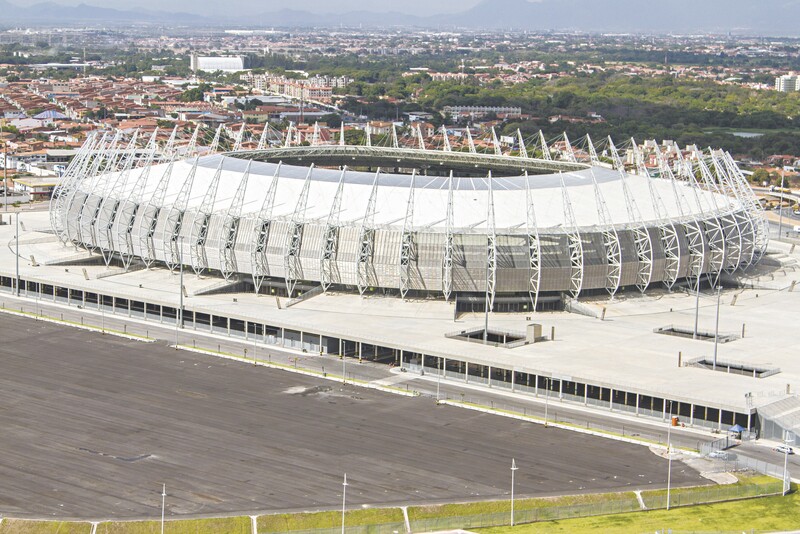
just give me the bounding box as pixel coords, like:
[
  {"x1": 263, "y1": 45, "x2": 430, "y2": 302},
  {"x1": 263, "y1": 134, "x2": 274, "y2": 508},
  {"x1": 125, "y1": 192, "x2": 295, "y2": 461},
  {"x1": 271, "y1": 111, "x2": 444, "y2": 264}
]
[{"x1": 2, "y1": 0, "x2": 800, "y2": 34}]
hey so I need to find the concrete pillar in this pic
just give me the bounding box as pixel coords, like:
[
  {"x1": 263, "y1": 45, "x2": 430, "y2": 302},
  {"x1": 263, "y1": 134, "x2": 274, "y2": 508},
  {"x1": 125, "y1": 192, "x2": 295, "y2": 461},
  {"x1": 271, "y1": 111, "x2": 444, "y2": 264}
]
[
  {"x1": 534, "y1": 374, "x2": 538, "y2": 397},
  {"x1": 584, "y1": 384, "x2": 588, "y2": 406},
  {"x1": 559, "y1": 379, "x2": 563, "y2": 399},
  {"x1": 511, "y1": 370, "x2": 515, "y2": 392},
  {"x1": 487, "y1": 366, "x2": 492, "y2": 387},
  {"x1": 636, "y1": 393, "x2": 640, "y2": 416},
  {"x1": 718, "y1": 407, "x2": 723, "y2": 431},
  {"x1": 690, "y1": 403, "x2": 695, "y2": 426},
  {"x1": 358, "y1": 342, "x2": 362, "y2": 363},
  {"x1": 339, "y1": 338, "x2": 343, "y2": 357},
  {"x1": 609, "y1": 388, "x2": 614, "y2": 410},
  {"x1": 663, "y1": 398, "x2": 667, "y2": 422}
]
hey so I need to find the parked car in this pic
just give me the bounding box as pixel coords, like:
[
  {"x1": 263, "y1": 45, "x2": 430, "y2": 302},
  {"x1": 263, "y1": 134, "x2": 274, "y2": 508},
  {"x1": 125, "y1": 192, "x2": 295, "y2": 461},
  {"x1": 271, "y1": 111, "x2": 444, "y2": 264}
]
[
  {"x1": 774, "y1": 445, "x2": 795, "y2": 455},
  {"x1": 709, "y1": 450, "x2": 736, "y2": 460}
]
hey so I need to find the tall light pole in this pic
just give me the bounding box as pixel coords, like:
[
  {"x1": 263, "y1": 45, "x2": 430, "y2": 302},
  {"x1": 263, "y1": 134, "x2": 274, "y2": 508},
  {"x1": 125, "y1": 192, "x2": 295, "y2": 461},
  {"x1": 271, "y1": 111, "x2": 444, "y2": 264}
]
[
  {"x1": 436, "y1": 358, "x2": 442, "y2": 402},
  {"x1": 666, "y1": 401, "x2": 673, "y2": 511},
  {"x1": 341, "y1": 473, "x2": 348, "y2": 534},
  {"x1": 160, "y1": 483, "x2": 166, "y2": 534},
  {"x1": 15, "y1": 212, "x2": 19, "y2": 296},
  {"x1": 176, "y1": 236, "x2": 184, "y2": 349},
  {"x1": 693, "y1": 275, "x2": 700, "y2": 340},
  {"x1": 783, "y1": 431, "x2": 794, "y2": 496},
  {"x1": 712, "y1": 286, "x2": 721, "y2": 371},
  {"x1": 543, "y1": 377, "x2": 551, "y2": 427},
  {"x1": 3, "y1": 140, "x2": 8, "y2": 213},
  {"x1": 778, "y1": 170, "x2": 785, "y2": 239},
  {"x1": 510, "y1": 458, "x2": 519, "y2": 527}
]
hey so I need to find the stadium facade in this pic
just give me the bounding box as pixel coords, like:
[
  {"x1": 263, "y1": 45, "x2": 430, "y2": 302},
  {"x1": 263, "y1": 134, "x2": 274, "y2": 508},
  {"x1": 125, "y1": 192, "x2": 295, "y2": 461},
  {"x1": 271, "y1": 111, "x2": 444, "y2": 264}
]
[{"x1": 49, "y1": 131, "x2": 768, "y2": 311}]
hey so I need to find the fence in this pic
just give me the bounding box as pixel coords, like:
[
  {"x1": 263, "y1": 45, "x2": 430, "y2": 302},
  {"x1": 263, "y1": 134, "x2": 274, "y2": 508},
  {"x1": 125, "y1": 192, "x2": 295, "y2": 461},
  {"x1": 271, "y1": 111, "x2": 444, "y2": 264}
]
[
  {"x1": 641, "y1": 479, "x2": 784, "y2": 509},
  {"x1": 261, "y1": 479, "x2": 786, "y2": 534},
  {"x1": 260, "y1": 522, "x2": 407, "y2": 534}
]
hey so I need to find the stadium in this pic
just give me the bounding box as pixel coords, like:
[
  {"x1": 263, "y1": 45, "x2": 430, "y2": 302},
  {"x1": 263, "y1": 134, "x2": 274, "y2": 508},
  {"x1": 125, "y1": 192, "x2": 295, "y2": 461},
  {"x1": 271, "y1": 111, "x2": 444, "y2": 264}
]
[{"x1": 49, "y1": 129, "x2": 768, "y2": 312}]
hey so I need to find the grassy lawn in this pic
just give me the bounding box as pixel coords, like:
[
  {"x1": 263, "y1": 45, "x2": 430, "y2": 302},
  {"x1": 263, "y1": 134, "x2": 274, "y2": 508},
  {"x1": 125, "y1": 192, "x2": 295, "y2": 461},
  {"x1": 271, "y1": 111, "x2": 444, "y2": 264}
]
[
  {"x1": 408, "y1": 491, "x2": 639, "y2": 521},
  {"x1": 478, "y1": 490, "x2": 800, "y2": 533},
  {"x1": 257, "y1": 507, "x2": 405, "y2": 533},
  {"x1": 0, "y1": 521, "x2": 91, "y2": 534},
  {"x1": 640, "y1": 474, "x2": 782, "y2": 509},
  {"x1": 95, "y1": 517, "x2": 250, "y2": 534}
]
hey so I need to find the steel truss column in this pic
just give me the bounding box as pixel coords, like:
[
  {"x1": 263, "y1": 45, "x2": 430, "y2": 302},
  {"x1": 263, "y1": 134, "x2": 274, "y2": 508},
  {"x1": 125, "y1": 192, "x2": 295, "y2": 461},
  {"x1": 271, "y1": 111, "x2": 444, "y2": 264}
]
[
  {"x1": 608, "y1": 137, "x2": 653, "y2": 292},
  {"x1": 50, "y1": 133, "x2": 99, "y2": 243},
  {"x1": 524, "y1": 173, "x2": 542, "y2": 311},
  {"x1": 251, "y1": 163, "x2": 282, "y2": 292},
  {"x1": 257, "y1": 127, "x2": 269, "y2": 151},
  {"x1": 560, "y1": 175, "x2": 584, "y2": 299},
  {"x1": 486, "y1": 172, "x2": 497, "y2": 311},
  {"x1": 116, "y1": 133, "x2": 162, "y2": 270},
  {"x1": 679, "y1": 153, "x2": 725, "y2": 285},
  {"x1": 658, "y1": 149, "x2": 705, "y2": 287},
  {"x1": 586, "y1": 134, "x2": 601, "y2": 166},
  {"x1": 701, "y1": 152, "x2": 743, "y2": 273},
  {"x1": 562, "y1": 132, "x2": 578, "y2": 163},
  {"x1": 632, "y1": 140, "x2": 681, "y2": 289},
  {"x1": 190, "y1": 157, "x2": 225, "y2": 275},
  {"x1": 517, "y1": 129, "x2": 528, "y2": 159},
  {"x1": 97, "y1": 130, "x2": 141, "y2": 265},
  {"x1": 78, "y1": 132, "x2": 121, "y2": 250},
  {"x1": 136, "y1": 154, "x2": 177, "y2": 268},
  {"x1": 588, "y1": 169, "x2": 622, "y2": 296},
  {"x1": 416, "y1": 124, "x2": 426, "y2": 151},
  {"x1": 712, "y1": 151, "x2": 754, "y2": 270},
  {"x1": 399, "y1": 170, "x2": 417, "y2": 299},
  {"x1": 466, "y1": 128, "x2": 477, "y2": 154},
  {"x1": 159, "y1": 126, "x2": 178, "y2": 164},
  {"x1": 356, "y1": 169, "x2": 380, "y2": 296},
  {"x1": 232, "y1": 123, "x2": 246, "y2": 151},
  {"x1": 442, "y1": 171, "x2": 454, "y2": 300},
  {"x1": 284, "y1": 164, "x2": 315, "y2": 297},
  {"x1": 163, "y1": 157, "x2": 200, "y2": 272},
  {"x1": 538, "y1": 131, "x2": 552, "y2": 161},
  {"x1": 208, "y1": 124, "x2": 223, "y2": 153},
  {"x1": 284, "y1": 122, "x2": 294, "y2": 148},
  {"x1": 391, "y1": 124, "x2": 399, "y2": 149},
  {"x1": 723, "y1": 151, "x2": 769, "y2": 263},
  {"x1": 696, "y1": 157, "x2": 731, "y2": 283},
  {"x1": 220, "y1": 160, "x2": 252, "y2": 280},
  {"x1": 442, "y1": 125, "x2": 452, "y2": 152},
  {"x1": 321, "y1": 167, "x2": 348, "y2": 291},
  {"x1": 491, "y1": 127, "x2": 502, "y2": 155}
]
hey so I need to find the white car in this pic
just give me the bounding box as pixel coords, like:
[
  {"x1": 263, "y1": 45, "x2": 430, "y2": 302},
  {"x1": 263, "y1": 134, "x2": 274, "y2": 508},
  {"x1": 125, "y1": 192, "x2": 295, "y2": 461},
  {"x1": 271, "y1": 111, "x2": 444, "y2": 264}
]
[{"x1": 775, "y1": 445, "x2": 795, "y2": 455}]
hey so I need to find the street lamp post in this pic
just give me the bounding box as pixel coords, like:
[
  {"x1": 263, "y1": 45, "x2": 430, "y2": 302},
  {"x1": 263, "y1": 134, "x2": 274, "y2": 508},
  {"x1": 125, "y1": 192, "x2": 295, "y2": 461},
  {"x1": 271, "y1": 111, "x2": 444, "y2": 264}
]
[
  {"x1": 160, "y1": 484, "x2": 166, "y2": 534},
  {"x1": 510, "y1": 458, "x2": 519, "y2": 526},
  {"x1": 436, "y1": 358, "x2": 442, "y2": 402},
  {"x1": 693, "y1": 275, "x2": 700, "y2": 340},
  {"x1": 778, "y1": 171, "x2": 785, "y2": 239},
  {"x1": 544, "y1": 377, "x2": 551, "y2": 427},
  {"x1": 713, "y1": 286, "x2": 721, "y2": 371},
  {"x1": 176, "y1": 236, "x2": 184, "y2": 349},
  {"x1": 666, "y1": 401, "x2": 673, "y2": 511},
  {"x1": 15, "y1": 213, "x2": 19, "y2": 297},
  {"x1": 783, "y1": 431, "x2": 794, "y2": 496},
  {"x1": 341, "y1": 473, "x2": 348, "y2": 534}
]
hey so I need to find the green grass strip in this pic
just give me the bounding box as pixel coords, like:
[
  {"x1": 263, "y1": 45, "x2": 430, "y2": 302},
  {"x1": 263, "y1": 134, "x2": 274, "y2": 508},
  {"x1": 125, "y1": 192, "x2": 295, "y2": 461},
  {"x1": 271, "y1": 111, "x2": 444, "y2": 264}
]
[
  {"x1": 257, "y1": 507, "x2": 405, "y2": 533},
  {"x1": 0, "y1": 520, "x2": 92, "y2": 534},
  {"x1": 478, "y1": 490, "x2": 800, "y2": 533},
  {"x1": 95, "y1": 516, "x2": 250, "y2": 534}
]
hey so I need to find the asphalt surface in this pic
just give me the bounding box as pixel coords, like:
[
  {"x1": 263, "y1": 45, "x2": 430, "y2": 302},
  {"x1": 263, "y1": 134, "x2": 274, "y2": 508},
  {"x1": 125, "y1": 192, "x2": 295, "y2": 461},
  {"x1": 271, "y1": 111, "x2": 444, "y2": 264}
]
[{"x1": 0, "y1": 314, "x2": 705, "y2": 520}]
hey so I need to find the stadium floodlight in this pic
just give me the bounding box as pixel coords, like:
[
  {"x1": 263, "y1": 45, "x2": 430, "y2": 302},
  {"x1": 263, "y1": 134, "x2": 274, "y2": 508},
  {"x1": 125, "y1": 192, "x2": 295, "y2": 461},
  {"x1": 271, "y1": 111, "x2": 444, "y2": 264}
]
[
  {"x1": 510, "y1": 458, "x2": 519, "y2": 526},
  {"x1": 341, "y1": 473, "x2": 348, "y2": 534}
]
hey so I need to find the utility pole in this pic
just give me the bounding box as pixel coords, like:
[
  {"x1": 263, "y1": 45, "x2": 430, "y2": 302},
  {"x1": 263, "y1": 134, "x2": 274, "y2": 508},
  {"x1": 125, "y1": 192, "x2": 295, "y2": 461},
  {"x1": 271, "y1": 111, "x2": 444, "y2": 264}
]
[
  {"x1": 666, "y1": 401, "x2": 673, "y2": 511},
  {"x1": 510, "y1": 458, "x2": 519, "y2": 526},
  {"x1": 778, "y1": 170, "x2": 785, "y2": 239},
  {"x1": 160, "y1": 484, "x2": 166, "y2": 534},
  {"x1": 713, "y1": 286, "x2": 721, "y2": 371}
]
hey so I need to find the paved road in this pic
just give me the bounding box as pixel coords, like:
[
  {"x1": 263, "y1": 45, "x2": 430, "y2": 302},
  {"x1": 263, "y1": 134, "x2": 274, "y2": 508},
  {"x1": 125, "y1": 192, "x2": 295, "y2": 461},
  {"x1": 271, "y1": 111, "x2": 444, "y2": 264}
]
[
  {"x1": 0, "y1": 293, "x2": 721, "y2": 453},
  {"x1": 0, "y1": 314, "x2": 705, "y2": 520}
]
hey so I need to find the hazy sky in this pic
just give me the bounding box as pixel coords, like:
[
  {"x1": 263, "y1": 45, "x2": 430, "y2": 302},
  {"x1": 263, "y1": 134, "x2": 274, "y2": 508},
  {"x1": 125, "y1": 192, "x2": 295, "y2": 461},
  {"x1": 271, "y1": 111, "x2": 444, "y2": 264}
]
[{"x1": 10, "y1": 0, "x2": 483, "y2": 16}]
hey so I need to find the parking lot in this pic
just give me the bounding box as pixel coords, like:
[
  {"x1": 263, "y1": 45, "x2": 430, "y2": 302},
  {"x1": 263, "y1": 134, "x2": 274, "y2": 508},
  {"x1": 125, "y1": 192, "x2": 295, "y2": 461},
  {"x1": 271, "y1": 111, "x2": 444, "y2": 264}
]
[{"x1": 0, "y1": 314, "x2": 705, "y2": 520}]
